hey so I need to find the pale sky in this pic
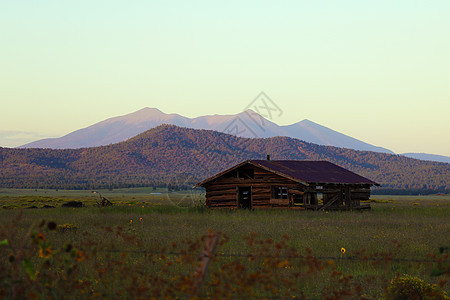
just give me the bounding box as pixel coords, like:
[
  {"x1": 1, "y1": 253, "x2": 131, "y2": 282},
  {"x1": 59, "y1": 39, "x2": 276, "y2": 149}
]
[{"x1": 1, "y1": 1, "x2": 449, "y2": 156}]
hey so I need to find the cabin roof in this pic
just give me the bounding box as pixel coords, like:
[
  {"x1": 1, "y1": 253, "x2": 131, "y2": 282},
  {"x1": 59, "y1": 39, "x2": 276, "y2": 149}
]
[{"x1": 195, "y1": 160, "x2": 379, "y2": 187}]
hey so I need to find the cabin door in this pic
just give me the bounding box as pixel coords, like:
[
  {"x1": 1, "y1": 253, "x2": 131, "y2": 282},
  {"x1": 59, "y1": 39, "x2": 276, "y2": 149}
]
[{"x1": 238, "y1": 186, "x2": 252, "y2": 209}]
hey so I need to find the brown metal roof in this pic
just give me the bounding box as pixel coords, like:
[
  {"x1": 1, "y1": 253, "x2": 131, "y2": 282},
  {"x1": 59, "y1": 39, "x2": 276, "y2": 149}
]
[
  {"x1": 252, "y1": 160, "x2": 379, "y2": 185},
  {"x1": 195, "y1": 160, "x2": 379, "y2": 187}
]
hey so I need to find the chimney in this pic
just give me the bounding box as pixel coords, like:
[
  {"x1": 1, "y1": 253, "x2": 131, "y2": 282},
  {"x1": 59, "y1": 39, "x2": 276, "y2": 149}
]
[{"x1": 266, "y1": 154, "x2": 270, "y2": 161}]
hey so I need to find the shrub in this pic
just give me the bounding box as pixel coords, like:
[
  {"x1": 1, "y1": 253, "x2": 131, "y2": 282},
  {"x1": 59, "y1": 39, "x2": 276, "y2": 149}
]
[
  {"x1": 385, "y1": 274, "x2": 448, "y2": 300},
  {"x1": 61, "y1": 201, "x2": 83, "y2": 208},
  {"x1": 56, "y1": 224, "x2": 78, "y2": 233}
]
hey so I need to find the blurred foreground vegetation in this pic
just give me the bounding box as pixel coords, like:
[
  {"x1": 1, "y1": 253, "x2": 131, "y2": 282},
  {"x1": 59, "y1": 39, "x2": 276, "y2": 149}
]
[{"x1": 0, "y1": 189, "x2": 449, "y2": 299}]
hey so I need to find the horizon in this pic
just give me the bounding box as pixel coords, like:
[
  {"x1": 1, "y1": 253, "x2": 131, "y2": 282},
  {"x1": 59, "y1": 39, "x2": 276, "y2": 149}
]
[
  {"x1": 8, "y1": 107, "x2": 450, "y2": 160},
  {"x1": 1, "y1": 1, "x2": 449, "y2": 156},
  {"x1": 2, "y1": 105, "x2": 450, "y2": 158}
]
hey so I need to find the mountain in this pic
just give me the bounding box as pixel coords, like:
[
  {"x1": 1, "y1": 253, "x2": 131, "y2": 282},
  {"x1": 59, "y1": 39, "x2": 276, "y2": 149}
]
[
  {"x1": 3, "y1": 125, "x2": 449, "y2": 193},
  {"x1": 401, "y1": 153, "x2": 450, "y2": 164},
  {"x1": 20, "y1": 107, "x2": 393, "y2": 154},
  {"x1": 19, "y1": 108, "x2": 191, "y2": 149},
  {"x1": 281, "y1": 119, "x2": 391, "y2": 153}
]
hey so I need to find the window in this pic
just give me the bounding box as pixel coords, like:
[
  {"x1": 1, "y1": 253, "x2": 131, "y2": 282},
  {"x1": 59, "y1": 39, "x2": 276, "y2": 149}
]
[{"x1": 272, "y1": 186, "x2": 288, "y2": 199}]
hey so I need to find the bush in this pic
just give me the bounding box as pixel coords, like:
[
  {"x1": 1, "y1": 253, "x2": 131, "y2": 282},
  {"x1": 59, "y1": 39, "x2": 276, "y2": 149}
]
[
  {"x1": 56, "y1": 224, "x2": 78, "y2": 233},
  {"x1": 385, "y1": 274, "x2": 448, "y2": 300}
]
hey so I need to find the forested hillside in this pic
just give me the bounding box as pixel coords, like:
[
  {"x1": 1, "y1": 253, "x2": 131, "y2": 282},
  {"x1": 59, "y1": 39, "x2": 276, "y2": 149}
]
[{"x1": 0, "y1": 125, "x2": 448, "y2": 193}]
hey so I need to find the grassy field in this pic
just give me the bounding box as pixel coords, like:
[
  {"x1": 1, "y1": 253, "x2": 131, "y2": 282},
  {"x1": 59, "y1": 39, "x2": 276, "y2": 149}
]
[{"x1": 0, "y1": 188, "x2": 449, "y2": 299}]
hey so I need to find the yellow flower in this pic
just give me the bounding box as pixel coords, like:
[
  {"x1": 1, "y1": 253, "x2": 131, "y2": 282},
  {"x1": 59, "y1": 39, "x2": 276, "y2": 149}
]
[
  {"x1": 39, "y1": 246, "x2": 52, "y2": 258},
  {"x1": 129, "y1": 219, "x2": 133, "y2": 224},
  {"x1": 277, "y1": 260, "x2": 289, "y2": 268},
  {"x1": 139, "y1": 218, "x2": 143, "y2": 222},
  {"x1": 341, "y1": 247, "x2": 346, "y2": 254}
]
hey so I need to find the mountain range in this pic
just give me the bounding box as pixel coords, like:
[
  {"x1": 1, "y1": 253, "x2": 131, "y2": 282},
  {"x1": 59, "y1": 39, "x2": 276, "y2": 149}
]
[
  {"x1": 20, "y1": 107, "x2": 449, "y2": 164},
  {"x1": 21, "y1": 108, "x2": 392, "y2": 152},
  {"x1": 400, "y1": 153, "x2": 450, "y2": 164},
  {"x1": 2, "y1": 125, "x2": 449, "y2": 193}
]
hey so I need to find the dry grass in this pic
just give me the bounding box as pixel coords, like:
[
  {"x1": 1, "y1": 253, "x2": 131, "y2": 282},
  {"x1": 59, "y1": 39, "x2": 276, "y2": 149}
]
[{"x1": 0, "y1": 189, "x2": 449, "y2": 298}]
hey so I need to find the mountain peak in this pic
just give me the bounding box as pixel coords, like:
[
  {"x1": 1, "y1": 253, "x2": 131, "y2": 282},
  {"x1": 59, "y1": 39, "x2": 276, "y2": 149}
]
[
  {"x1": 20, "y1": 107, "x2": 393, "y2": 155},
  {"x1": 241, "y1": 108, "x2": 258, "y2": 115},
  {"x1": 129, "y1": 107, "x2": 164, "y2": 117},
  {"x1": 139, "y1": 107, "x2": 163, "y2": 113},
  {"x1": 115, "y1": 107, "x2": 173, "y2": 124},
  {"x1": 297, "y1": 119, "x2": 319, "y2": 126}
]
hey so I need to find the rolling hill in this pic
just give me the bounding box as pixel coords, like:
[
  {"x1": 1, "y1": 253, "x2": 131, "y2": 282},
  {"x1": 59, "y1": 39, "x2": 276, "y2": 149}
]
[{"x1": 2, "y1": 125, "x2": 449, "y2": 193}]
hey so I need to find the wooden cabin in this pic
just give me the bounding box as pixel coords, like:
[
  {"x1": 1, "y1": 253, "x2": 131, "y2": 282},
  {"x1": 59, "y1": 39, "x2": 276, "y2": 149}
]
[{"x1": 195, "y1": 159, "x2": 379, "y2": 210}]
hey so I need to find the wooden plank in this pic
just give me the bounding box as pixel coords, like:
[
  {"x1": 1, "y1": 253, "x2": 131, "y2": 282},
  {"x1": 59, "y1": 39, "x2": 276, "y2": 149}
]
[
  {"x1": 345, "y1": 186, "x2": 351, "y2": 207},
  {"x1": 207, "y1": 198, "x2": 236, "y2": 204},
  {"x1": 252, "y1": 201, "x2": 271, "y2": 205},
  {"x1": 206, "y1": 190, "x2": 237, "y2": 197},
  {"x1": 212, "y1": 176, "x2": 297, "y2": 184},
  {"x1": 206, "y1": 184, "x2": 240, "y2": 191},
  {"x1": 320, "y1": 189, "x2": 341, "y2": 193},
  {"x1": 251, "y1": 195, "x2": 271, "y2": 201},
  {"x1": 351, "y1": 193, "x2": 370, "y2": 200},
  {"x1": 207, "y1": 201, "x2": 237, "y2": 206},
  {"x1": 206, "y1": 198, "x2": 236, "y2": 204},
  {"x1": 251, "y1": 188, "x2": 271, "y2": 193},
  {"x1": 321, "y1": 194, "x2": 340, "y2": 210},
  {"x1": 269, "y1": 198, "x2": 289, "y2": 205},
  {"x1": 288, "y1": 189, "x2": 305, "y2": 194},
  {"x1": 350, "y1": 188, "x2": 370, "y2": 193},
  {"x1": 209, "y1": 203, "x2": 237, "y2": 207},
  {"x1": 207, "y1": 183, "x2": 300, "y2": 192}
]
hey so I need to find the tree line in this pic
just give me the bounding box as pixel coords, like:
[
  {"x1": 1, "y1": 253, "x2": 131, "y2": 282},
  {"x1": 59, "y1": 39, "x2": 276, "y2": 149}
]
[{"x1": 0, "y1": 125, "x2": 448, "y2": 193}]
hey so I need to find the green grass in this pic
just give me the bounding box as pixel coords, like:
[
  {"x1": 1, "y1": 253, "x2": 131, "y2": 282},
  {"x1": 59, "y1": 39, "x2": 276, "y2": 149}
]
[
  {"x1": 0, "y1": 188, "x2": 448, "y2": 255},
  {"x1": 0, "y1": 187, "x2": 204, "y2": 209},
  {"x1": 0, "y1": 188, "x2": 449, "y2": 298}
]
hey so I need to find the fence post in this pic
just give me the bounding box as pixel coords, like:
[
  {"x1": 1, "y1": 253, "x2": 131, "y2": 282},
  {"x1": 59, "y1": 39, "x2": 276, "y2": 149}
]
[{"x1": 191, "y1": 231, "x2": 220, "y2": 295}]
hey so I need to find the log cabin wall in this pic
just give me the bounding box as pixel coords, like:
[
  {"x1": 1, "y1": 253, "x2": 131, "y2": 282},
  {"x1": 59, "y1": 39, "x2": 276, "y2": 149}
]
[
  {"x1": 317, "y1": 184, "x2": 371, "y2": 209},
  {"x1": 203, "y1": 163, "x2": 372, "y2": 210},
  {"x1": 204, "y1": 165, "x2": 303, "y2": 208}
]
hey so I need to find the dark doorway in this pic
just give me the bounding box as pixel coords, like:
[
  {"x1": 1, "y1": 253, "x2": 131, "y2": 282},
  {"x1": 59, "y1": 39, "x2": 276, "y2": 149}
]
[
  {"x1": 292, "y1": 194, "x2": 303, "y2": 207},
  {"x1": 238, "y1": 187, "x2": 252, "y2": 209}
]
